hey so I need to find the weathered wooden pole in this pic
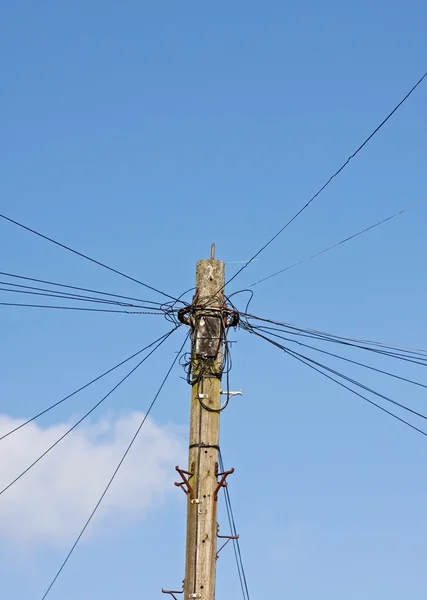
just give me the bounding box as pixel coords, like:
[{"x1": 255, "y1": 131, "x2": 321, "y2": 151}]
[
  {"x1": 161, "y1": 244, "x2": 226, "y2": 600},
  {"x1": 164, "y1": 246, "x2": 238, "y2": 600},
  {"x1": 182, "y1": 246, "x2": 224, "y2": 600}
]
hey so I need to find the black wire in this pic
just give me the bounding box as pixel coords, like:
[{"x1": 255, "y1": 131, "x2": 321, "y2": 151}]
[
  {"x1": 226, "y1": 290, "x2": 254, "y2": 315},
  {"x1": 219, "y1": 450, "x2": 251, "y2": 600},
  {"x1": 40, "y1": 330, "x2": 189, "y2": 600},
  {"x1": 285, "y1": 329, "x2": 427, "y2": 367},
  {"x1": 0, "y1": 213, "x2": 180, "y2": 302},
  {"x1": 242, "y1": 313, "x2": 427, "y2": 363},
  {"x1": 223, "y1": 71, "x2": 427, "y2": 290},
  {"x1": 195, "y1": 324, "x2": 234, "y2": 413},
  {"x1": 306, "y1": 337, "x2": 427, "y2": 367},
  {"x1": 224, "y1": 336, "x2": 232, "y2": 412},
  {"x1": 0, "y1": 331, "x2": 179, "y2": 442},
  {"x1": 286, "y1": 345, "x2": 427, "y2": 438},
  {"x1": 291, "y1": 324, "x2": 427, "y2": 360},
  {"x1": 220, "y1": 466, "x2": 246, "y2": 600},
  {"x1": 251, "y1": 198, "x2": 427, "y2": 286},
  {"x1": 0, "y1": 327, "x2": 179, "y2": 498},
  {"x1": 292, "y1": 321, "x2": 427, "y2": 356},
  {"x1": 163, "y1": 286, "x2": 196, "y2": 325},
  {"x1": 249, "y1": 324, "x2": 427, "y2": 390},
  {"x1": 0, "y1": 302, "x2": 162, "y2": 315},
  {"x1": 0, "y1": 285, "x2": 164, "y2": 311},
  {"x1": 0, "y1": 281, "x2": 135, "y2": 307},
  {"x1": 288, "y1": 345, "x2": 427, "y2": 422},
  {"x1": 246, "y1": 327, "x2": 427, "y2": 438},
  {"x1": 0, "y1": 270, "x2": 164, "y2": 306},
  {"x1": 164, "y1": 286, "x2": 196, "y2": 311},
  {"x1": 255, "y1": 320, "x2": 427, "y2": 357},
  {"x1": 247, "y1": 327, "x2": 427, "y2": 421}
]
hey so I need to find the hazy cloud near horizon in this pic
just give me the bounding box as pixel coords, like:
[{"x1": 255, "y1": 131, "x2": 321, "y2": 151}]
[{"x1": 0, "y1": 412, "x2": 185, "y2": 545}]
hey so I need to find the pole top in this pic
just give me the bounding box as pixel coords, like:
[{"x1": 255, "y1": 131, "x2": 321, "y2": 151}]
[{"x1": 211, "y1": 243, "x2": 215, "y2": 260}]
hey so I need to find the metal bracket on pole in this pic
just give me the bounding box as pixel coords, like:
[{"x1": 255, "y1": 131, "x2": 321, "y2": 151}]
[
  {"x1": 220, "y1": 390, "x2": 242, "y2": 398},
  {"x1": 214, "y1": 466, "x2": 234, "y2": 501},
  {"x1": 174, "y1": 466, "x2": 195, "y2": 499},
  {"x1": 161, "y1": 584, "x2": 184, "y2": 600},
  {"x1": 216, "y1": 524, "x2": 239, "y2": 559}
]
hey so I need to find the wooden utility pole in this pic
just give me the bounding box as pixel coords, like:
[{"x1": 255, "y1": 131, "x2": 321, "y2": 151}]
[{"x1": 169, "y1": 245, "x2": 236, "y2": 600}]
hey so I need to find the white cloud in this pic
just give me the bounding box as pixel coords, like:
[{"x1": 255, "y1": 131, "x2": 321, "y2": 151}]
[{"x1": 0, "y1": 412, "x2": 185, "y2": 545}]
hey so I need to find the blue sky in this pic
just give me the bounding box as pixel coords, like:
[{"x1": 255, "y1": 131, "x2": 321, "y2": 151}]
[{"x1": 0, "y1": 1, "x2": 426, "y2": 598}]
